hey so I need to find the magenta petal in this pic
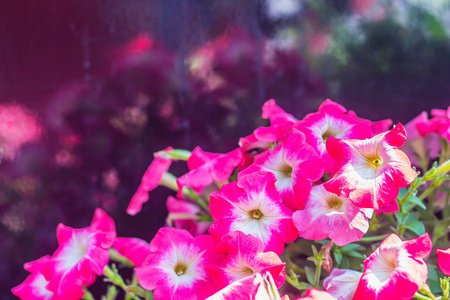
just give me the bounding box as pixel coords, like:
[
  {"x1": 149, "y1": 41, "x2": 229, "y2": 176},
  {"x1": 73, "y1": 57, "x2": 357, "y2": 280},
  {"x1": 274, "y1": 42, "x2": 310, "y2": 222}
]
[
  {"x1": 438, "y1": 248, "x2": 450, "y2": 276},
  {"x1": 127, "y1": 185, "x2": 149, "y2": 215},
  {"x1": 90, "y1": 208, "x2": 115, "y2": 236},
  {"x1": 113, "y1": 237, "x2": 151, "y2": 267},
  {"x1": 261, "y1": 99, "x2": 298, "y2": 125}
]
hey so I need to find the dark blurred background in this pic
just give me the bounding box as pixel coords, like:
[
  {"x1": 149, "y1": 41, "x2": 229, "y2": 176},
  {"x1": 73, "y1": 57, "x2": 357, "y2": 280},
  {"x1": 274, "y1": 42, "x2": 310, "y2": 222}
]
[{"x1": 2, "y1": 0, "x2": 450, "y2": 298}]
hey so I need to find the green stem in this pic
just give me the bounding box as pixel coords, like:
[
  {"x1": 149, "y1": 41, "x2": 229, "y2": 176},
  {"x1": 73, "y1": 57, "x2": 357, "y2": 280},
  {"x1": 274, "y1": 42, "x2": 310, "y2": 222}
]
[
  {"x1": 418, "y1": 286, "x2": 437, "y2": 300},
  {"x1": 398, "y1": 225, "x2": 406, "y2": 239},
  {"x1": 313, "y1": 261, "x2": 322, "y2": 288},
  {"x1": 103, "y1": 265, "x2": 140, "y2": 300},
  {"x1": 419, "y1": 183, "x2": 437, "y2": 201},
  {"x1": 165, "y1": 149, "x2": 191, "y2": 160},
  {"x1": 109, "y1": 248, "x2": 134, "y2": 267},
  {"x1": 414, "y1": 293, "x2": 433, "y2": 300},
  {"x1": 360, "y1": 234, "x2": 389, "y2": 242},
  {"x1": 182, "y1": 187, "x2": 210, "y2": 213},
  {"x1": 159, "y1": 172, "x2": 178, "y2": 191},
  {"x1": 82, "y1": 287, "x2": 95, "y2": 300},
  {"x1": 398, "y1": 190, "x2": 412, "y2": 212}
]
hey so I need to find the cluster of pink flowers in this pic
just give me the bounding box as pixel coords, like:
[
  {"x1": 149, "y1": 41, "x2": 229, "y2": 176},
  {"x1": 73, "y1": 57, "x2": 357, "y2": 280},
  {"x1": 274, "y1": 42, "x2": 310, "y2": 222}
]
[{"x1": 13, "y1": 99, "x2": 450, "y2": 299}]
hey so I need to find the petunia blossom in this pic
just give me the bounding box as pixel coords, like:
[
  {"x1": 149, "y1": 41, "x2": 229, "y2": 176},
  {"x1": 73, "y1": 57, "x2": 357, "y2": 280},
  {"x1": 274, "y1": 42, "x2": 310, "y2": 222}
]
[
  {"x1": 12, "y1": 256, "x2": 54, "y2": 300},
  {"x1": 127, "y1": 147, "x2": 174, "y2": 215},
  {"x1": 294, "y1": 99, "x2": 373, "y2": 173},
  {"x1": 353, "y1": 233, "x2": 432, "y2": 300},
  {"x1": 209, "y1": 172, "x2": 298, "y2": 256},
  {"x1": 135, "y1": 227, "x2": 222, "y2": 300},
  {"x1": 240, "y1": 128, "x2": 323, "y2": 211},
  {"x1": 206, "y1": 231, "x2": 286, "y2": 289},
  {"x1": 293, "y1": 184, "x2": 373, "y2": 246},
  {"x1": 323, "y1": 268, "x2": 362, "y2": 300},
  {"x1": 324, "y1": 123, "x2": 418, "y2": 210},
  {"x1": 45, "y1": 209, "x2": 116, "y2": 299}
]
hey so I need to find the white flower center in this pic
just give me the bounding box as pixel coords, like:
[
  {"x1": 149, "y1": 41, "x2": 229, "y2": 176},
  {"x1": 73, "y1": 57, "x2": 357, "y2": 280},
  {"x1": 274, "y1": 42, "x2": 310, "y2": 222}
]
[{"x1": 58, "y1": 231, "x2": 91, "y2": 271}]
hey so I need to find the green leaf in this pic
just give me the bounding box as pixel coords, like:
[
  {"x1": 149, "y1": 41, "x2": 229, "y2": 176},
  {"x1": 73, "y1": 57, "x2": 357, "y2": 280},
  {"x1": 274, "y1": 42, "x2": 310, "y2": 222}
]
[
  {"x1": 428, "y1": 264, "x2": 442, "y2": 293},
  {"x1": 334, "y1": 251, "x2": 342, "y2": 265},
  {"x1": 395, "y1": 212, "x2": 409, "y2": 224},
  {"x1": 345, "y1": 250, "x2": 365, "y2": 259},
  {"x1": 406, "y1": 195, "x2": 426, "y2": 210},
  {"x1": 404, "y1": 221, "x2": 426, "y2": 236},
  {"x1": 340, "y1": 243, "x2": 365, "y2": 252},
  {"x1": 433, "y1": 219, "x2": 450, "y2": 243},
  {"x1": 425, "y1": 12, "x2": 447, "y2": 40},
  {"x1": 305, "y1": 266, "x2": 315, "y2": 285},
  {"x1": 405, "y1": 212, "x2": 420, "y2": 223},
  {"x1": 296, "y1": 282, "x2": 314, "y2": 290}
]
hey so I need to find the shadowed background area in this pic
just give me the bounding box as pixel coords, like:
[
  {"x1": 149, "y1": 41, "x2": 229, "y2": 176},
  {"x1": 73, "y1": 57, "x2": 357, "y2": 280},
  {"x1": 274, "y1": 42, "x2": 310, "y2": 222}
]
[{"x1": 1, "y1": 0, "x2": 450, "y2": 298}]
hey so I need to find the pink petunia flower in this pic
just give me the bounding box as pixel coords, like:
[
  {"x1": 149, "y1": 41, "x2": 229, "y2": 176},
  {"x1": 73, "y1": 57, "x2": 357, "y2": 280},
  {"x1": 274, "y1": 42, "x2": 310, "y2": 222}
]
[
  {"x1": 45, "y1": 209, "x2": 116, "y2": 299},
  {"x1": 324, "y1": 123, "x2": 418, "y2": 210},
  {"x1": 437, "y1": 247, "x2": 450, "y2": 275},
  {"x1": 353, "y1": 233, "x2": 432, "y2": 300},
  {"x1": 206, "y1": 272, "x2": 284, "y2": 300},
  {"x1": 12, "y1": 256, "x2": 54, "y2": 300},
  {"x1": 323, "y1": 268, "x2": 362, "y2": 300},
  {"x1": 293, "y1": 184, "x2": 373, "y2": 246},
  {"x1": 240, "y1": 128, "x2": 323, "y2": 211},
  {"x1": 176, "y1": 147, "x2": 243, "y2": 198},
  {"x1": 113, "y1": 237, "x2": 151, "y2": 267},
  {"x1": 135, "y1": 227, "x2": 222, "y2": 300},
  {"x1": 206, "y1": 231, "x2": 286, "y2": 289},
  {"x1": 166, "y1": 196, "x2": 212, "y2": 236},
  {"x1": 295, "y1": 99, "x2": 373, "y2": 173},
  {"x1": 127, "y1": 147, "x2": 174, "y2": 215},
  {"x1": 209, "y1": 172, "x2": 298, "y2": 256}
]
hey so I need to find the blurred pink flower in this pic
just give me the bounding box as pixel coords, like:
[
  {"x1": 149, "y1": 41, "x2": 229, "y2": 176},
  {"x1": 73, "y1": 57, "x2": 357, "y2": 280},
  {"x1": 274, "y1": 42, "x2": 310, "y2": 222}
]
[{"x1": 0, "y1": 104, "x2": 41, "y2": 160}]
